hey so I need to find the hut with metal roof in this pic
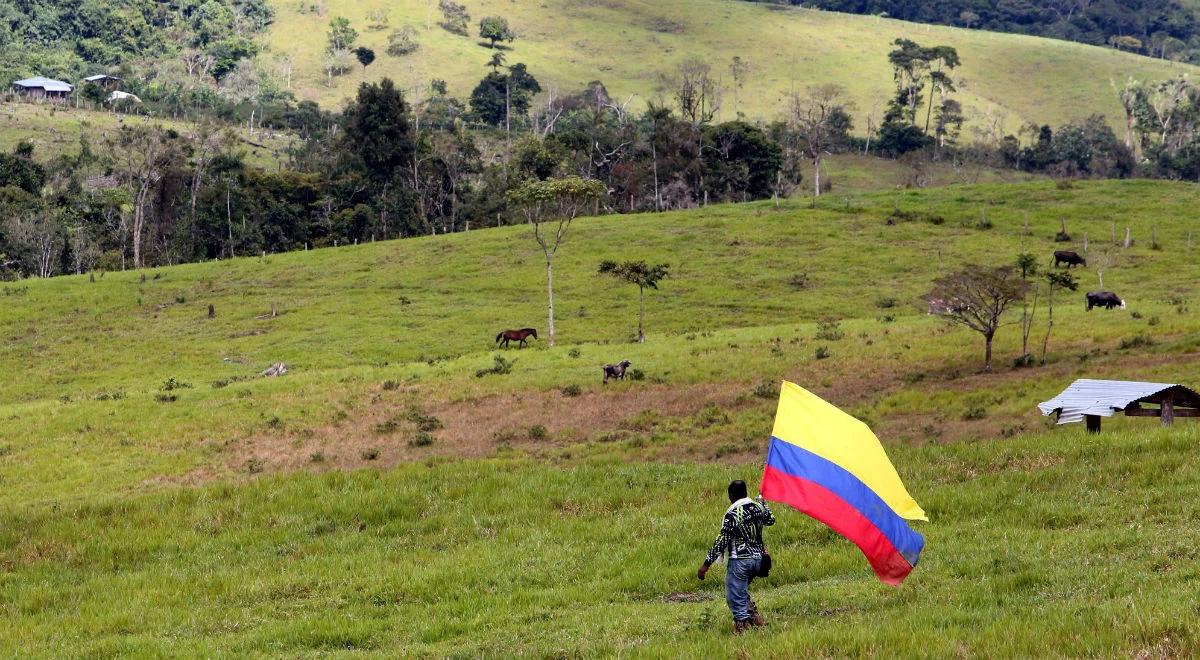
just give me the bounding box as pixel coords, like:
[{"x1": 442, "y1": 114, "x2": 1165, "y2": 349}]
[
  {"x1": 1038, "y1": 379, "x2": 1200, "y2": 433},
  {"x1": 12, "y1": 76, "x2": 73, "y2": 100},
  {"x1": 82, "y1": 74, "x2": 122, "y2": 91}
]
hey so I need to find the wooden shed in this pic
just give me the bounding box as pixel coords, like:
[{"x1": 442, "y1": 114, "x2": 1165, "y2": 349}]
[{"x1": 1038, "y1": 379, "x2": 1200, "y2": 433}]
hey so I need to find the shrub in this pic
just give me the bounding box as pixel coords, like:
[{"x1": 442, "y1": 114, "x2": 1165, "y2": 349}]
[
  {"x1": 386, "y1": 26, "x2": 419, "y2": 56},
  {"x1": 875, "y1": 296, "x2": 897, "y2": 309},
  {"x1": 877, "y1": 314, "x2": 895, "y2": 324},
  {"x1": 627, "y1": 368, "x2": 645, "y2": 381},
  {"x1": 476, "y1": 354, "x2": 515, "y2": 378},
  {"x1": 409, "y1": 433, "x2": 436, "y2": 447},
  {"x1": 161, "y1": 377, "x2": 193, "y2": 391},
  {"x1": 373, "y1": 419, "x2": 399, "y2": 434},
  {"x1": 1118, "y1": 334, "x2": 1156, "y2": 350},
  {"x1": 713, "y1": 443, "x2": 739, "y2": 459},
  {"x1": 787, "y1": 273, "x2": 809, "y2": 289},
  {"x1": 560, "y1": 384, "x2": 583, "y2": 397},
  {"x1": 1013, "y1": 354, "x2": 1034, "y2": 368},
  {"x1": 309, "y1": 452, "x2": 325, "y2": 463},
  {"x1": 381, "y1": 379, "x2": 400, "y2": 391},
  {"x1": 815, "y1": 317, "x2": 844, "y2": 341},
  {"x1": 1130, "y1": 311, "x2": 1143, "y2": 319},
  {"x1": 94, "y1": 390, "x2": 125, "y2": 401},
  {"x1": 567, "y1": 347, "x2": 582, "y2": 358},
  {"x1": 265, "y1": 415, "x2": 284, "y2": 429},
  {"x1": 154, "y1": 393, "x2": 177, "y2": 403},
  {"x1": 360, "y1": 448, "x2": 380, "y2": 461},
  {"x1": 814, "y1": 346, "x2": 831, "y2": 360},
  {"x1": 962, "y1": 405, "x2": 987, "y2": 421},
  {"x1": 694, "y1": 405, "x2": 730, "y2": 428},
  {"x1": 1148, "y1": 316, "x2": 1160, "y2": 326},
  {"x1": 752, "y1": 380, "x2": 777, "y2": 399},
  {"x1": 1054, "y1": 231, "x2": 1072, "y2": 242},
  {"x1": 246, "y1": 458, "x2": 265, "y2": 474},
  {"x1": 404, "y1": 406, "x2": 443, "y2": 432},
  {"x1": 528, "y1": 425, "x2": 548, "y2": 440}
]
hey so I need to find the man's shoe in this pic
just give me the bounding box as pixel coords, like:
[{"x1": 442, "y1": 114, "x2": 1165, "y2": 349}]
[
  {"x1": 749, "y1": 601, "x2": 766, "y2": 627},
  {"x1": 733, "y1": 619, "x2": 751, "y2": 635}
]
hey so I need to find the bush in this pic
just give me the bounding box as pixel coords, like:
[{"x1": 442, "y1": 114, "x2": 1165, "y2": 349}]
[
  {"x1": 361, "y1": 448, "x2": 380, "y2": 461},
  {"x1": 962, "y1": 405, "x2": 987, "y2": 421},
  {"x1": 161, "y1": 377, "x2": 193, "y2": 391},
  {"x1": 694, "y1": 405, "x2": 730, "y2": 428},
  {"x1": 94, "y1": 390, "x2": 126, "y2": 401},
  {"x1": 309, "y1": 452, "x2": 325, "y2": 463},
  {"x1": 386, "y1": 26, "x2": 419, "y2": 56},
  {"x1": 787, "y1": 273, "x2": 809, "y2": 289},
  {"x1": 246, "y1": 458, "x2": 265, "y2": 474},
  {"x1": 373, "y1": 419, "x2": 399, "y2": 434},
  {"x1": 476, "y1": 354, "x2": 515, "y2": 378},
  {"x1": 567, "y1": 347, "x2": 582, "y2": 358},
  {"x1": 815, "y1": 317, "x2": 844, "y2": 341},
  {"x1": 409, "y1": 432, "x2": 436, "y2": 447},
  {"x1": 560, "y1": 384, "x2": 583, "y2": 397},
  {"x1": 752, "y1": 380, "x2": 777, "y2": 399},
  {"x1": 814, "y1": 346, "x2": 831, "y2": 360},
  {"x1": 1013, "y1": 354, "x2": 1034, "y2": 368},
  {"x1": 528, "y1": 425, "x2": 548, "y2": 440},
  {"x1": 1130, "y1": 311, "x2": 1143, "y2": 319},
  {"x1": 875, "y1": 296, "x2": 897, "y2": 309},
  {"x1": 1148, "y1": 316, "x2": 1160, "y2": 326},
  {"x1": 404, "y1": 406, "x2": 443, "y2": 432},
  {"x1": 627, "y1": 368, "x2": 645, "y2": 381},
  {"x1": 1118, "y1": 334, "x2": 1156, "y2": 350},
  {"x1": 154, "y1": 393, "x2": 177, "y2": 403},
  {"x1": 382, "y1": 379, "x2": 400, "y2": 391}
]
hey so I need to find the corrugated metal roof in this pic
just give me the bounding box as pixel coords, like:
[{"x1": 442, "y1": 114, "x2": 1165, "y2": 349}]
[
  {"x1": 13, "y1": 76, "x2": 73, "y2": 92},
  {"x1": 83, "y1": 74, "x2": 120, "y2": 82},
  {"x1": 1038, "y1": 379, "x2": 1198, "y2": 425}
]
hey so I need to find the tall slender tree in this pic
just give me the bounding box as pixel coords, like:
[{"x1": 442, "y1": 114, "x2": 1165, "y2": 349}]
[{"x1": 598, "y1": 260, "x2": 670, "y2": 342}]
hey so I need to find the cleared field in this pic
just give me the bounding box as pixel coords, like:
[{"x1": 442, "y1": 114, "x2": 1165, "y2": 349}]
[
  {"x1": 0, "y1": 101, "x2": 291, "y2": 169},
  {"x1": 1, "y1": 180, "x2": 1198, "y2": 654},
  {"x1": 264, "y1": 0, "x2": 1198, "y2": 132}
]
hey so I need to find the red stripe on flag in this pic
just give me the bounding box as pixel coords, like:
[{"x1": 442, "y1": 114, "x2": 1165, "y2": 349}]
[{"x1": 761, "y1": 464, "x2": 915, "y2": 585}]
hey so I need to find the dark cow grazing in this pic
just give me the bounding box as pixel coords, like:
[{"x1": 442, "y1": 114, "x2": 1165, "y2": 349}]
[
  {"x1": 1053, "y1": 250, "x2": 1087, "y2": 268},
  {"x1": 1086, "y1": 291, "x2": 1125, "y2": 311},
  {"x1": 496, "y1": 328, "x2": 538, "y2": 348},
  {"x1": 602, "y1": 360, "x2": 632, "y2": 384}
]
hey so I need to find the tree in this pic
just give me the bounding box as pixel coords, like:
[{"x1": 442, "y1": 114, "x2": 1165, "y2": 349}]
[
  {"x1": 355, "y1": 47, "x2": 376, "y2": 68},
  {"x1": 787, "y1": 84, "x2": 854, "y2": 198},
  {"x1": 508, "y1": 176, "x2": 606, "y2": 347},
  {"x1": 925, "y1": 265, "x2": 1028, "y2": 372},
  {"x1": 438, "y1": 0, "x2": 469, "y2": 35},
  {"x1": 342, "y1": 79, "x2": 415, "y2": 185},
  {"x1": 1014, "y1": 252, "x2": 1040, "y2": 366},
  {"x1": 469, "y1": 64, "x2": 540, "y2": 127},
  {"x1": 479, "y1": 16, "x2": 515, "y2": 48},
  {"x1": 1041, "y1": 270, "x2": 1078, "y2": 365},
  {"x1": 387, "y1": 26, "x2": 420, "y2": 56},
  {"x1": 729, "y1": 56, "x2": 752, "y2": 118},
  {"x1": 663, "y1": 58, "x2": 721, "y2": 126},
  {"x1": 598, "y1": 260, "x2": 669, "y2": 342},
  {"x1": 327, "y1": 16, "x2": 358, "y2": 52},
  {"x1": 107, "y1": 126, "x2": 182, "y2": 269}
]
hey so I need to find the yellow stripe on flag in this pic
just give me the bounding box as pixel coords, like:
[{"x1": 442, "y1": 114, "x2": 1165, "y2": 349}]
[{"x1": 771, "y1": 381, "x2": 927, "y2": 521}]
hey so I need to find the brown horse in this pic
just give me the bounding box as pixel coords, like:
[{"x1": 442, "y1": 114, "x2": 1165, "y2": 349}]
[{"x1": 496, "y1": 328, "x2": 538, "y2": 349}]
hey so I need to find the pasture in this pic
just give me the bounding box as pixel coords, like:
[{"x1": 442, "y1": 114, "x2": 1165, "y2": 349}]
[
  {"x1": 1, "y1": 179, "x2": 1198, "y2": 655},
  {"x1": 265, "y1": 0, "x2": 1199, "y2": 132}
]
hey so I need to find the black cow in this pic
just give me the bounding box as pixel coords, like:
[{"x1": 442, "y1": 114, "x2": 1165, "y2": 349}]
[
  {"x1": 1054, "y1": 250, "x2": 1086, "y2": 268},
  {"x1": 602, "y1": 360, "x2": 632, "y2": 384},
  {"x1": 1086, "y1": 291, "x2": 1125, "y2": 311}
]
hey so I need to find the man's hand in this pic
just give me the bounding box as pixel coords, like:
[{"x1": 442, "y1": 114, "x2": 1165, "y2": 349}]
[{"x1": 696, "y1": 563, "x2": 710, "y2": 580}]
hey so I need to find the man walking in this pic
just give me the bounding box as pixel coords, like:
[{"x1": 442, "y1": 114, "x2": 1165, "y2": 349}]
[{"x1": 697, "y1": 479, "x2": 775, "y2": 633}]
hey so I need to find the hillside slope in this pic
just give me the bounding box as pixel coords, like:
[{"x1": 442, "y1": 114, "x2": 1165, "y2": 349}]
[
  {"x1": 265, "y1": 0, "x2": 1198, "y2": 131},
  {"x1": 1, "y1": 180, "x2": 1198, "y2": 655}
]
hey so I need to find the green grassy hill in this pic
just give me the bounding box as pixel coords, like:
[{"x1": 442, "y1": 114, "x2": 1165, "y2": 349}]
[
  {"x1": 266, "y1": 0, "x2": 1198, "y2": 132},
  {"x1": 2, "y1": 180, "x2": 1198, "y2": 654},
  {"x1": 0, "y1": 103, "x2": 291, "y2": 168}
]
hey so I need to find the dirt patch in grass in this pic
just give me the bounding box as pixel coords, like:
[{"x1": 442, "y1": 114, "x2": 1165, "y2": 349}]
[{"x1": 216, "y1": 381, "x2": 751, "y2": 477}]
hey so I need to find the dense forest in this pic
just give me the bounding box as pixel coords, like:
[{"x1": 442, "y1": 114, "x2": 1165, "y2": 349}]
[{"x1": 754, "y1": 0, "x2": 1200, "y2": 61}]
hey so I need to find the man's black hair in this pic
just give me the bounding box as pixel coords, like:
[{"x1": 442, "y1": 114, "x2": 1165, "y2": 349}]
[{"x1": 728, "y1": 479, "x2": 748, "y2": 503}]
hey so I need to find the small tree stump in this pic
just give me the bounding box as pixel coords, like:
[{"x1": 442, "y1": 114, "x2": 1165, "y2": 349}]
[
  {"x1": 260, "y1": 363, "x2": 288, "y2": 377},
  {"x1": 207, "y1": 304, "x2": 216, "y2": 319}
]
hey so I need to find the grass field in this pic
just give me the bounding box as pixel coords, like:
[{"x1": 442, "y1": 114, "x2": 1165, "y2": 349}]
[
  {"x1": 264, "y1": 0, "x2": 1198, "y2": 133},
  {"x1": 2, "y1": 179, "x2": 1199, "y2": 654},
  {"x1": 0, "y1": 101, "x2": 291, "y2": 169}
]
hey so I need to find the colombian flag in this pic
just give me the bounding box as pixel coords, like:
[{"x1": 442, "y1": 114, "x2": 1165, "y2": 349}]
[{"x1": 761, "y1": 382, "x2": 927, "y2": 585}]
